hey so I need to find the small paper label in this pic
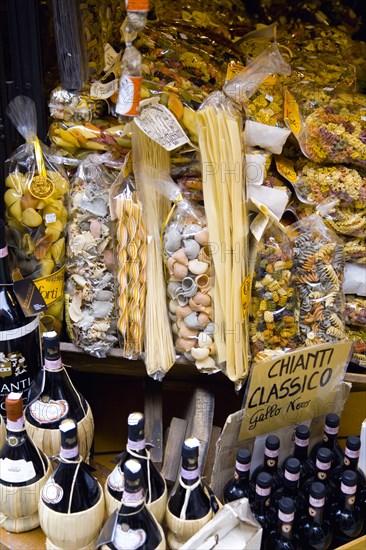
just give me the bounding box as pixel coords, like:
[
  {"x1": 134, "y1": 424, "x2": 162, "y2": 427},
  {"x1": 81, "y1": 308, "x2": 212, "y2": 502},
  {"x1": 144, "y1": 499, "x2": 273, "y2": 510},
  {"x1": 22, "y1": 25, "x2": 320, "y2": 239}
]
[
  {"x1": 284, "y1": 90, "x2": 302, "y2": 137},
  {"x1": 226, "y1": 61, "x2": 245, "y2": 82},
  {"x1": 113, "y1": 525, "x2": 147, "y2": 550},
  {"x1": 13, "y1": 279, "x2": 47, "y2": 317},
  {"x1": 135, "y1": 104, "x2": 190, "y2": 151},
  {"x1": 33, "y1": 266, "x2": 65, "y2": 307},
  {"x1": 127, "y1": 0, "x2": 149, "y2": 10},
  {"x1": 90, "y1": 79, "x2": 119, "y2": 100},
  {"x1": 104, "y1": 43, "x2": 119, "y2": 72},
  {"x1": 45, "y1": 213, "x2": 57, "y2": 223},
  {"x1": 241, "y1": 275, "x2": 252, "y2": 319},
  {"x1": 108, "y1": 465, "x2": 125, "y2": 492},
  {"x1": 29, "y1": 398, "x2": 69, "y2": 424},
  {"x1": 116, "y1": 75, "x2": 142, "y2": 117},
  {"x1": 275, "y1": 156, "x2": 298, "y2": 184},
  {"x1": 0, "y1": 457, "x2": 36, "y2": 483},
  {"x1": 42, "y1": 479, "x2": 64, "y2": 504}
]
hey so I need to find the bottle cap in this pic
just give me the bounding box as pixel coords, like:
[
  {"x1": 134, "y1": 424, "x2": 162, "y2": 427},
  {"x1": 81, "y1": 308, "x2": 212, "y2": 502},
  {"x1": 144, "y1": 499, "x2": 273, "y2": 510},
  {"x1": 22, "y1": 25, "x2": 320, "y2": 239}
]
[
  {"x1": 5, "y1": 392, "x2": 23, "y2": 422},
  {"x1": 265, "y1": 435, "x2": 280, "y2": 450},
  {"x1": 182, "y1": 437, "x2": 200, "y2": 459},
  {"x1": 124, "y1": 459, "x2": 142, "y2": 492},
  {"x1": 256, "y1": 472, "x2": 272, "y2": 489},
  {"x1": 43, "y1": 331, "x2": 60, "y2": 361},
  {"x1": 309, "y1": 482, "x2": 326, "y2": 500},
  {"x1": 325, "y1": 413, "x2": 339, "y2": 428},
  {"x1": 236, "y1": 448, "x2": 251, "y2": 465},
  {"x1": 316, "y1": 447, "x2": 332, "y2": 463},
  {"x1": 346, "y1": 436, "x2": 361, "y2": 452},
  {"x1": 60, "y1": 419, "x2": 78, "y2": 450},
  {"x1": 279, "y1": 496, "x2": 295, "y2": 515},
  {"x1": 341, "y1": 470, "x2": 357, "y2": 487},
  {"x1": 0, "y1": 220, "x2": 7, "y2": 249},
  {"x1": 127, "y1": 412, "x2": 145, "y2": 441},
  {"x1": 295, "y1": 425, "x2": 310, "y2": 439},
  {"x1": 285, "y1": 458, "x2": 300, "y2": 474}
]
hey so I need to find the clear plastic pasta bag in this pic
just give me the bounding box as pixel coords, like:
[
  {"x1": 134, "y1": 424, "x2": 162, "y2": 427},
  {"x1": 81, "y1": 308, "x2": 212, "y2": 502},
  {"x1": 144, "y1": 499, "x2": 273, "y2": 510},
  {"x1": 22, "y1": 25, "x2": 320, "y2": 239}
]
[
  {"x1": 5, "y1": 95, "x2": 69, "y2": 334},
  {"x1": 159, "y1": 175, "x2": 219, "y2": 373},
  {"x1": 110, "y1": 166, "x2": 147, "y2": 360},
  {"x1": 285, "y1": 86, "x2": 366, "y2": 167},
  {"x1": 288, "y1": 215, "x2": 346, "y2": 346},
  {"x1": 345, "y1": 296, "x2": 366, "y2": 328},
  {"x1": 65, "y1": 154, "x2": 118, "y2": 357},
  {"x1": 344, "y1": 237, "x2": 366, "y2": 265},
  {"x1": 346, "y1": 326, "x2": 366, "y2": 366},
  {"x1": 250, "y1": 221, "x2": 298, "y2": 362},
  {"x1": 317, "y1": 200, "x2": 366, "y2": 239},
  {"x1": 49, "y1": 86, "x2": 108, "y2": 122}
]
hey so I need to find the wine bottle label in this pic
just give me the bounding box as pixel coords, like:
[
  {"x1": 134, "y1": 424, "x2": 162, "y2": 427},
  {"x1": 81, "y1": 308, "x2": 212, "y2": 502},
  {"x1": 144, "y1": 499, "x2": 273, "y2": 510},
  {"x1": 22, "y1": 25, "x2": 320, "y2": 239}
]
[
  {"x1": 236, "y1": 460, "x2": 250, "y2": 473},
  {"x1": 116, "y1": 75, "x2": 142, "y2": 117},
  {"x1": 309, "y1": 495, "x2": 325, "y2": 507},
  {"x1": 7, "y1": 417, "x2": 25, "y2": 431},
  {"x1": 127, "y1": 0, "x2": 149, "y2": 11},
  {"x1": 0, "y1": 457, "x2": 36, "y2": 483},
  {"x1": 341, "y1": 483, "x2": 357, "y2": 495},
  {"x1": 181, "y1": 467, "x2": 200, "y2": 480},
  {"x1": 6, "y1": 433, "x2": 26, "y2": 446},
  {"x1": 316, "y1": 459, "x2": 331, "y2": 470},
  {"x1": 295, "y1": 436, "x2": 309, "y2": 447},
  {"x1": 44, "y1": 357, "x2": 62, "y2": 371},
  {"x1": 42, "y1": 479, "x2": 64, "y2": 504},
  {"x1": 60, "y1": 445, "x2": 79, "y2": 460},
  {"x1": 122, "y1": 488, "x2": 145, "y2": 507},
  {"x1": 345, "y1": 448, "x2": 360, "y2": 459},
  {"x1": 324, "y1": 425, "x2": 339, "y2": 435},
  {"x1": 284, "y1": 470, "x2": 300, "y2": 482},
  {"x1": 279, "y1": 510, "x2": 295, "y2": 522},
  {"x1": 0, "y1": 246, "x2": 8, "y2": 258},
  {"x1": 108, "y1": 466, "x2": 125, "y2": 492},
  {"x1": 127, "y1": 439, "x2": 145, "y2": 452},
  {"x1": 265, "y1": 447, "x2": 279, "y2": 458},
  {"x1": 255, "y1": 485, "x2": 271, "y2": 497},
  {"x1": 29, "y1": 398, "x2": 69, "y2": 424},
  {"x1": 113, "y1": 525, "x2": 147, "y2": 550}
]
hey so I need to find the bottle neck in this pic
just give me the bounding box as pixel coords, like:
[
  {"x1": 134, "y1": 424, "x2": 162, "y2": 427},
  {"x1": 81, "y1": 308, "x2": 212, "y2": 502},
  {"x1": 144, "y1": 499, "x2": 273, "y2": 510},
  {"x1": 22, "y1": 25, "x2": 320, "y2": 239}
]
[
  {"x1": 343, "y1": 448, "x2": 360, "y2": 472},
  {"x1": 283, "y1": 469, "x2": 300, "y2": 494},
  {"x1": 277, "y1": 511, "x2": 294, "y2": 541},
  {"x1": 322, "y1": 427, "x2": 338, "y2": 450},
  {"x1": 181, "y1": 456, "x2": 200, "y2": 486},
  {"x1": 293, "y1": 436, "x2": 309, "y2": 462},
  {"x1": 253, "y1": 484, "x2": 271, "y2": 513},
  {"x1": 263, "y1": 449, "x2": 279, "y2": 472},
  {"x1": 315, "y1": 459, "x2": 331, "y2": 482},
  {"x1": 121, "y1": 483, "x2": 145, "y2": 509},
  {"x1": 340, "y1": 484, "x2": 357, "y2": 512},
  {"x1": 309, "y1": 494, "x2": 326, "y2": 525},
  {"x1": 44, "y1": 356, "x2": 63, "y2": 371},
  {"x1": 235, "y1": 460, "x2": 251, "y2": 481},
  {"x1": 0, "y1": 245, "x2": 12, "y2": 285},
  {"x1": 60, "y1": 443, "x2": 79, "y2": 461},
  {"x1": 6, "y1": 415, "x2": 25, "y2": 433},
  {"x1": 127, "y1": 427, "x2": 146, "y2": 454}
]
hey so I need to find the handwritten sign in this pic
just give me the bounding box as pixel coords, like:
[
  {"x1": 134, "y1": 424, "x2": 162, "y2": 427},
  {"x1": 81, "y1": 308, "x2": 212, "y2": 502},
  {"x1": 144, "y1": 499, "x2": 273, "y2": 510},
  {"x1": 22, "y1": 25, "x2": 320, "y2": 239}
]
[{"x1": 240, "y1": 342, "x2": 353, "y2": 440}]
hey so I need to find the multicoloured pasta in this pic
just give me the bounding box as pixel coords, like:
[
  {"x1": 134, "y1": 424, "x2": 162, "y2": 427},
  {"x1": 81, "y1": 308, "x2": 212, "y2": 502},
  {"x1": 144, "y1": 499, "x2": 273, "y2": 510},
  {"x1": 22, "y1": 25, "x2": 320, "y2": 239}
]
[
  {"x1": 346, "y1": 325, "x2": 366, "y2": 365},
  {"x1": 345, "y1": 296, "x2": 366, "y2": 327}
]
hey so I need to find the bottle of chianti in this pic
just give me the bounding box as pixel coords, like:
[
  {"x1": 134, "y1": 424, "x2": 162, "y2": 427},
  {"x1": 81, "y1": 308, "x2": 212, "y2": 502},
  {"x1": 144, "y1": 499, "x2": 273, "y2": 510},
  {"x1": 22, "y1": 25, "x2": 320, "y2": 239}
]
[
  {"x1": 166, "y1": 437, "x2": 213, "y2": 549},
  {"x1": 310, "y1": 414, "x2": 343, "y2": 468},
  {"x1": 251, "y1": 435, "x2": 281, "y2": 489},
  {"x1": 331, "y1": 436, "x2": 366, "y2": 493},
  {"x1": 25, "y1": 331, "x2": 93, "y2": 459},
  {"x1": 99, "y1": 460, "x2": 165, "y2": 550},
  {"x1": 223, "y1": 448, "x2": 251, "y2": 504},
  {"x1": 41, "y1": 419, "x2": 101, "y2": 513},
  {"x1": 302, "y1": 448, "x2": 337, "y2": 511},
  {"x1": 264, "y1": 497, "x2": 300, "y2": 550},
  {"x1": 0, "y1": 392, "x2": 50, "y2": 532},
  {"x1": 297, "y1": 482, "x2": 333, "y2": 550},
  {"x1": 270, "y1": 458, "x2": 307, "y2": 524},
  {"x1": 0, "y1": 219, "x2": 42, "y2": 416},
  {"x1": 105, "y1": 412, "x2": 166, "y2": 522},
  {"x1": 285, "y1": 425, "x2": 315, "y2": 485},
  {"x1": 249, "y1": 471, "x2": 275, "y2": 548},
  {"x1": 331, "y1": 470, "x2": 364, "y2": 548}
]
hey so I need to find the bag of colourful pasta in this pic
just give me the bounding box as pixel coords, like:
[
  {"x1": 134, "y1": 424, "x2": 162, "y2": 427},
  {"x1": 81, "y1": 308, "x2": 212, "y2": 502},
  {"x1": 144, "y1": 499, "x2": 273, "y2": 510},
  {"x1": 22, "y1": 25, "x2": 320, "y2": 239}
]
[
  {"x1": 284, "y1": 85, "x2": 366, "y2": 167},
  {"x1": 288, "y1": 214, "x2": 346, "y2": 346},
  {"x1": 250, "y1": 219, "x2": 298, "y2": 362},
  {"x1": 5, "y1": 96, "x2": 69, "y2": 334}
]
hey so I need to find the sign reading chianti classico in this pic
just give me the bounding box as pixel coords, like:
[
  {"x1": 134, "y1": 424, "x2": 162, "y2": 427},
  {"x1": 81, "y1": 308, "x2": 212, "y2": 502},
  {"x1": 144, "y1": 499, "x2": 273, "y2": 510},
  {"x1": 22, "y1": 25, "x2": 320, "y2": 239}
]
[{"x1": 240, "y1": 342, "x2": 353, "y2": 440}]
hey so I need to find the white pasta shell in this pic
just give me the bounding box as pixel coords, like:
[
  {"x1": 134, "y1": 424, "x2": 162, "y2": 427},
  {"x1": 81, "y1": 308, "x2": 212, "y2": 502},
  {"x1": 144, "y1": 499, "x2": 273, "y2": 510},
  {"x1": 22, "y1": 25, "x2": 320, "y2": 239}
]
[
  {"x1": 195, "y1": 356, "x2": 217, "y2": 371},
  {"x1": 191, "y1": 346, "x2": 210, "y2": 360},
  {"x1": 198, "y1": 332, "x2": 213, "y2": 348},
  {"x1": 188, "y1": 259, "x2": 208, "y2": 275}
]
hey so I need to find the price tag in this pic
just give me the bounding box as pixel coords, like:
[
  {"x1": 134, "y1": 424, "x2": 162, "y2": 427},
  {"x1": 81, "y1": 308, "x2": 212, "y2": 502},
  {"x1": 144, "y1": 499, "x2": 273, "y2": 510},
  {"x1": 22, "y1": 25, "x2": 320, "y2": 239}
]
[
  {"x1": 241, "y1": 275, "x2": 252, "y2": 319},
  {"x1": 135, "y1": 104, "x2": 190, "y2": 151},
  {"x1": 284, "y1": 90, "x2": 302, "y2": 137},
  {"x1": 275, "y1": 156, "x2": 298, "y2": 184},
  {"x1": 90, "y1": 79, "x2": 119, "y2": 99}
]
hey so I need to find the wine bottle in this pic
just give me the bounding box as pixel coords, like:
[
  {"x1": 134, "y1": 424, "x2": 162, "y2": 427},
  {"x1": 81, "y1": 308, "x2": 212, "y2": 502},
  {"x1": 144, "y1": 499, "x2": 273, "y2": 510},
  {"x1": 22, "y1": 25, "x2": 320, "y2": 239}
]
[
  {"x1": 249, "y1": 471, "x2": 275, "y2": 549},
  {"x1": 0, "y1": 219, "x2": 42, "y2": 416},
  {"x1": 99, "y1": 459, "x2": 165, "y2": 550},
  {"x1": 223, "y1": 448, "x2": 251, "y2": 503},
  {"x1": 302, "y1": 448, "x2": 337, "y2": 511},
  {"x1": 264, "y1": 497, "x2": 300, "y2": 550},
  {"x1": 331, "y1": 470, "x2": 364, "y2": 548},
  {"x1": 166, "y1": 437, "x2": 213, "y2": 549},
  {"x1": 310, "y1": 414, "x2": 343, "y2": 468},
  {"x1": 25, "y1": 330, "x2": 93, "y2": 459},
  {"x1": 251, "y1": 435, "x2": 281, "y2": 489},
  {"x1": 331, "y1": 436, "x2": 366, "y2": 493},
  {"x1": 39, "y1": 419, "x2": 105, "y2": 550},
  {"x1": 297, "y1": 482, "x2": 333, "y2": 550},
  {"x1": 105, "y1": 412, "x2": 167, "y2": 522},
  {"x1": 0, "y1": 392, "x2": 50, "y2": 532},
  {"x1": 286, "y1": 425, "x2": 315, "y2": 485},
  {"x1": 270, "y1": 458, "x2": 307, "y2": 523}
]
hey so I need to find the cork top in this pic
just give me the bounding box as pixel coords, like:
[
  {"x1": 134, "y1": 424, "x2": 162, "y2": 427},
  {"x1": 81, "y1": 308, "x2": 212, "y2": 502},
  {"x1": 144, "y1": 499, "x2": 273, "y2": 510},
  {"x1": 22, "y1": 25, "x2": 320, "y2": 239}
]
[{"x1": 5, "y1": 392, "x2": 23, "y2": 422}]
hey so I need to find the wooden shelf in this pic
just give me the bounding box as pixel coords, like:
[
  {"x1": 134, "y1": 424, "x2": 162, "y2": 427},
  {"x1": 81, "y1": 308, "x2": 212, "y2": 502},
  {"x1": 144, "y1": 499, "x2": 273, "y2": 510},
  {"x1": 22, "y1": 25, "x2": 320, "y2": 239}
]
[{"x1": 0, "y1": 461, "x2": 111, "y2": 550}]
